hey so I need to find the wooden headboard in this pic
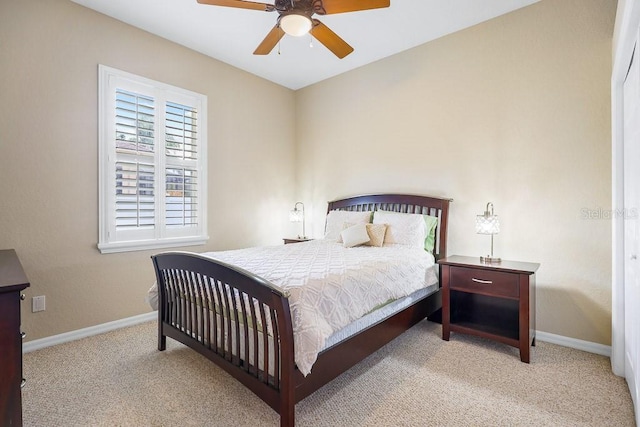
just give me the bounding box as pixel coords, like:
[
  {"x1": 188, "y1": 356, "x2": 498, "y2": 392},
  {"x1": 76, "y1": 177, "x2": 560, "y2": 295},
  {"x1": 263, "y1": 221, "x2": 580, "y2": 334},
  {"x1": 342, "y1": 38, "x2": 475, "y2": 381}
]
[{"x1": 327, "y1": 193, "x2": 452, "y2": 260}]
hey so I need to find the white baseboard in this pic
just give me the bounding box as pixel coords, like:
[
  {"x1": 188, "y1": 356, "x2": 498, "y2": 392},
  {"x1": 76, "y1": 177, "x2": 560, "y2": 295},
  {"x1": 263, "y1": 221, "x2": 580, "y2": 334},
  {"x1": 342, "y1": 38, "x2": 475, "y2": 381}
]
[
  {"x1": 22, "y1": 313, "x2": 612, "y2": 359},
  {"x1": 625, "y1": 351, "x2": 639, "y2": 423},
  {"x1": 536, "y1": 330, "x2": 611, "y2": 357},
  {"x1": 23, "y1": 312, "x2": 156, "y2": 353}
]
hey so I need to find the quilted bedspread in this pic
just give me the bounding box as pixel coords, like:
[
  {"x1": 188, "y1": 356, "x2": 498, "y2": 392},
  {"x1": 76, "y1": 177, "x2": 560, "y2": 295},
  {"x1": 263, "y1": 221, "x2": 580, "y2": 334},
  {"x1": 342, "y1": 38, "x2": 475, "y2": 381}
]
[{"x1": 149, "y1": 239, "x2": 437, "y2": 376}]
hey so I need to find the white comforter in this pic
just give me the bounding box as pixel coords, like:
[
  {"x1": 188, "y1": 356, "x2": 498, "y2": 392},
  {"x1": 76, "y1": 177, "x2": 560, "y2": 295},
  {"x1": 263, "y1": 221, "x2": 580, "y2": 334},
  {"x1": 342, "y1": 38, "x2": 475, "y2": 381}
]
[{"x1": 148, "y1": 239, "x2": 437, "y2": 376}]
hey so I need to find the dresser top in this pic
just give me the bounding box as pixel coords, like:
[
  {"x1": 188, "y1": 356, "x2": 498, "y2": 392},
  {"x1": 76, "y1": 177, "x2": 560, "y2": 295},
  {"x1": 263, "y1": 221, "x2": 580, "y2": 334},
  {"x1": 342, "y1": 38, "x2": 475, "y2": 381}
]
[
  {"x1": 438, "y1": 255, "x2": 540, "y2": 274},
  {"x1": 0, "y1": 249, "x2": 30, "y2": 292}
]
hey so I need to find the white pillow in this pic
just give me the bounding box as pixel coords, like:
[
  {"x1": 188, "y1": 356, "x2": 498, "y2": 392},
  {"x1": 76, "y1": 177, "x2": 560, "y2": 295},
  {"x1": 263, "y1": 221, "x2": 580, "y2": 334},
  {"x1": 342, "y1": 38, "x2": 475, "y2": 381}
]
[
  {"x1": 340, "y1": 223, "x2": 371, "y2": 248},
  {"x1": 337, "y1": 222, "x2": 387, "y2": 247},
  {"x1": 324, "y1": 210, "x2": 373, "y2": 239},
  {"x1": 372, "y1": 210, "x2": 427, "y2": 248}
]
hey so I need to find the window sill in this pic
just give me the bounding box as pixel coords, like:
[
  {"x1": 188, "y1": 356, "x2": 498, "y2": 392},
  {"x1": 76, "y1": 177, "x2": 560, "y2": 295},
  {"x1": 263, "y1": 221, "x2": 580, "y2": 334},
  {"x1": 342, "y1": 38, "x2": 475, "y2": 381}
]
[{"x1": 98, "y1": 236, "x2": 209, "y2": 254}]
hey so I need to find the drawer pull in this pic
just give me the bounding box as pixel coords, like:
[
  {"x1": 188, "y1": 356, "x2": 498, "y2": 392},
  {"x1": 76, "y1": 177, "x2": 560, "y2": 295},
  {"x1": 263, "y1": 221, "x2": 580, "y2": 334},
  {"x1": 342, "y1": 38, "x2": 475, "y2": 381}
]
[
  {"x1": 20, "y1": 378, "x2": 26, "y2": 388},
  {"x1": 20, "y1": 294, "x2": 26, "y2": 301},
  {"x1": 472, "y1": 278, "x2": 493, "y2": 285},
  {"x1": 21, "y1": 331, "x2": 26, "y2": 339}
]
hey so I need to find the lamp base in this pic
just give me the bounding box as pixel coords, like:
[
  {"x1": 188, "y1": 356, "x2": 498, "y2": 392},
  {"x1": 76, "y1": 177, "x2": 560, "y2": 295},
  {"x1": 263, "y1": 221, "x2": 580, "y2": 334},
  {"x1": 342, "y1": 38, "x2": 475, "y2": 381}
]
[{"x1": 480, "y1": 255, "x2": 501, "y2": 264}]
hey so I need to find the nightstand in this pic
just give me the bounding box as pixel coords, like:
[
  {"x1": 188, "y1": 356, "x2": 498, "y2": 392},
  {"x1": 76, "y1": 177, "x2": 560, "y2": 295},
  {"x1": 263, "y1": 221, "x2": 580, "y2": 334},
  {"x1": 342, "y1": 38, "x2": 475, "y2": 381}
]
[
  {"x1": 439, "y1": 255, "x2": 540, "y2": 363},
  {"x1": 283, "y1": 237, "x2": 313, "y2": 244}
]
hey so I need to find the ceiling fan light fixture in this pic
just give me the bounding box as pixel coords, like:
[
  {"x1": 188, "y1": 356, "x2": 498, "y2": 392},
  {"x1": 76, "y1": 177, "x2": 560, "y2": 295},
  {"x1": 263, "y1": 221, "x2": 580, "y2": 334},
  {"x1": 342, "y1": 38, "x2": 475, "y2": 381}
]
[{"x1": 280, "y1": 13, "x2": 312, "y2": 37}]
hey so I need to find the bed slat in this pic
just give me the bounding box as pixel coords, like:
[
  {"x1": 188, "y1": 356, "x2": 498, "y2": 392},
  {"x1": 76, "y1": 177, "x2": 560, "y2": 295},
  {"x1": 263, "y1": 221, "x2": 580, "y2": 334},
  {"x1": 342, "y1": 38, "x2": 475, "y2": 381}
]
[
  {"x1": 249, "y1": 295, "x2": 260, "y2": 379},
  {"x1": 271, "y1": 307, "x2": 280, "y2": 389},
  {"x1": 258, "y1": 302, "x2": 269, "y2": 383}
]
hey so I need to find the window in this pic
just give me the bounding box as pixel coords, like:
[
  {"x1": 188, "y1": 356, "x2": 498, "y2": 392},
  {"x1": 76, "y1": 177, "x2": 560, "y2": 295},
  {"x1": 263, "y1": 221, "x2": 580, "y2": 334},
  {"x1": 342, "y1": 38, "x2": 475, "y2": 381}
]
[{"x1": 98, "y1": 65, "x2": 208, "y2": 253}]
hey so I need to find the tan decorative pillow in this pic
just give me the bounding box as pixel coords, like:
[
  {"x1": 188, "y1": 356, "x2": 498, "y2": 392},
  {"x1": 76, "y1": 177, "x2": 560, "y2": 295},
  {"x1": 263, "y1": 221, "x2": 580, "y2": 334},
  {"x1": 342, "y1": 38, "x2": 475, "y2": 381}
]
[
  {"x1": 337, "y1": 222, "x2": 387, "y2": 247},
  {"x1": 365, "y1": 223, "x2": 387, "y2": 247}
]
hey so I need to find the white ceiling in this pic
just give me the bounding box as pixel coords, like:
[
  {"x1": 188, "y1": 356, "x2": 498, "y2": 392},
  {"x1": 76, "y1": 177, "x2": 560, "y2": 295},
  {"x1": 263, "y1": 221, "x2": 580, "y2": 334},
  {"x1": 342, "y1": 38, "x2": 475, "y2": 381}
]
[{"x1": 71, "y1": 0, "x2": 539, "y2": 90}]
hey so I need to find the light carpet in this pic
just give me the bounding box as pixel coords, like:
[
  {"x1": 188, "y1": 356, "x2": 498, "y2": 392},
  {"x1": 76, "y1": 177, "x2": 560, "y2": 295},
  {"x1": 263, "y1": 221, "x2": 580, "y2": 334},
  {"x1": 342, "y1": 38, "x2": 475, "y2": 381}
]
[{"x1": 22, "y1": 320, "x2": 635, "y2": 426}]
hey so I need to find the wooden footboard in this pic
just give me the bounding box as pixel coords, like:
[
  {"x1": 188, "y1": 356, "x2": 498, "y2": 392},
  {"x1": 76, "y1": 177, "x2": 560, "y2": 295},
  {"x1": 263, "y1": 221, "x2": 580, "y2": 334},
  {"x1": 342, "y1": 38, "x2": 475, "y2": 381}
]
[{"x1": 151, "y1": 252, "x2": 296, "y2": 426}]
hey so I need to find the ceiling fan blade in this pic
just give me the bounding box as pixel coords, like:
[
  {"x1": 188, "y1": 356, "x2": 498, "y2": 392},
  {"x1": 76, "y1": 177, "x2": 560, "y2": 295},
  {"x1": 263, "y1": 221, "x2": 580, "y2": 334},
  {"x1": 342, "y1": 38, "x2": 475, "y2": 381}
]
[
  {"x1": 253, "y1": 25, "x2": 286, "y2": 55},
  {"x1": 310, "y1": 19, "x2": 354, "y2": 59},
  {"x1": 197, "y1": 0, "x2": 274, "y2": 12},
  {"x1": 319, "y1": 0, "x2": 390, "y2": 15}
]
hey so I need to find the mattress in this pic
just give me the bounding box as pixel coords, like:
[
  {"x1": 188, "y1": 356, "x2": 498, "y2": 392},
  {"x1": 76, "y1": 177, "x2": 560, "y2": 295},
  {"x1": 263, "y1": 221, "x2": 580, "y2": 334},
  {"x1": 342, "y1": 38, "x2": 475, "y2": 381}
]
[
  {"x1": 148, "y1": 239, "x2": 438, "y2": 375},
  {"x1": 322, "y1": 283, "x2": 438, "y2": 350}
]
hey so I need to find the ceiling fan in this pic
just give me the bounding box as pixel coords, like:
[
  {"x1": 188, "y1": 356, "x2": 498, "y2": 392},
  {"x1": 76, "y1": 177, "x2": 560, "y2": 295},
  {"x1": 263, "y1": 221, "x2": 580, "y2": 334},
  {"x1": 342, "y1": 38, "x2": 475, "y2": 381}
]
[{"x1": 197, "y1": 0, "x2": 390, "y2": 59}]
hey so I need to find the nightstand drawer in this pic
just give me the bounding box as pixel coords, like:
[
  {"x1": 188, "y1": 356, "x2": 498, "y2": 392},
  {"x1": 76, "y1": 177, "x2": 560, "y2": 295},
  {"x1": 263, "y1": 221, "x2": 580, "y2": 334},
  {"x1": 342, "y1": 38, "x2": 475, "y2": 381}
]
[{"x1": 449, "y1": 266, "x2": 519, "y2": 298}]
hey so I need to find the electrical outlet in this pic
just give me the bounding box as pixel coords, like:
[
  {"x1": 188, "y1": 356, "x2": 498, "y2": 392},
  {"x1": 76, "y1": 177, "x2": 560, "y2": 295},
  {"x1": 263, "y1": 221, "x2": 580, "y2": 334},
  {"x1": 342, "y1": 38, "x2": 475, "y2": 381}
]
[{"x1": 32, "y1": 295, "x2": 45, "y2": 312}]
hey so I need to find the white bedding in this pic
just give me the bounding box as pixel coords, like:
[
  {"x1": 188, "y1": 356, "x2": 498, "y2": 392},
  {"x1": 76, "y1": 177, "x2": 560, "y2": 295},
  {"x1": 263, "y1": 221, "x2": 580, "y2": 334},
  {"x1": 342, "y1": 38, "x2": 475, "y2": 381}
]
[{"x1": 147, "y1": 239, "x2": 438, "y2": 376}]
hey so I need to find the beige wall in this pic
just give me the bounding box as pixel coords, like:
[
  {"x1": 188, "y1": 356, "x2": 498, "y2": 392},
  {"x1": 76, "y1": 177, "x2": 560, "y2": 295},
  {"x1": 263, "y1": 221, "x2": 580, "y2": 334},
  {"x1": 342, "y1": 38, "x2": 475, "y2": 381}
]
[
  {"x1": 0, "y1": 0, "x2": 616, "y2": 347},
  {"x1": 0, "y1": 0, "x2": 296, "y2": 340},
  {"x1": 296, "y1": 0, "x2": 615, "y2": 345}
]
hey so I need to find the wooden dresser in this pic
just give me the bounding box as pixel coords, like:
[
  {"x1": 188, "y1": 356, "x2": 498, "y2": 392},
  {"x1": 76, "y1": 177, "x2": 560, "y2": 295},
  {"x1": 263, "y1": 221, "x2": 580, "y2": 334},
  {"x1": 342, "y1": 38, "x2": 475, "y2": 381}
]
[{"x1": 0, "y1": 249, "x2": 30, "y2": 426}]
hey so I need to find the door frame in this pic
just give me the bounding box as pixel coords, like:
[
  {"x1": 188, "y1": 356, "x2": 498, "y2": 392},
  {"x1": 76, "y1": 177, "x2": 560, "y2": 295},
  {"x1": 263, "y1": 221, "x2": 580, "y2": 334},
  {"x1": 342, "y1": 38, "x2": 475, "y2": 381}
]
[{"x1": 613, "y1": 0, "x2": 640, "y2": 379}]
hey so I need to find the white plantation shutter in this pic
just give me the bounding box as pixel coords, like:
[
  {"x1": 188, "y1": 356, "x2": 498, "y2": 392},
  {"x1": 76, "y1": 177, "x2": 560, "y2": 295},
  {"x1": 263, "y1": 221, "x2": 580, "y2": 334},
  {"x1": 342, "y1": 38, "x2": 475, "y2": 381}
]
[
  {"x1": 114, "y1": 89, "x2": 156, "y2": 231},
  {"x1": 115, "y1": 161, "x2": 155, "y2": 229},
  {"x1": 98, "y1": 65, "x2": 208, "y2": 253},
  {"x1": 165, "y1": 101, "x2": 197, "y2": 160},
  {"x1": 165, "y1": 101, "x2": 199, "y2": 228},
  {"x1": 115, "y1": 90, "x2": 155, "y2": 154},
  {"x1": 165, "y1": 167, "x2": 198, "y2": 227}
]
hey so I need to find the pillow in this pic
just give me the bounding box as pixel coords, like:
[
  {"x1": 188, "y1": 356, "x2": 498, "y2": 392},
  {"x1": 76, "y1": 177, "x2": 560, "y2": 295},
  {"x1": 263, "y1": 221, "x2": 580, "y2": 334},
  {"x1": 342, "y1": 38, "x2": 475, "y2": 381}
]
[
  {"x1": 372, "y1": 210, "x2": 427, "y2": 248},
  {"x1": 337, "y1": 222, "x2": 388, "y2": 247},
  {"x1": 340, "y1": 223, "x2": 370, "y2": 248},
  {"x1": 324, "y1": 210, "x2": 373, "y2": 239},
  {"x1": 365, "y1": 223, "x2": 388, "y2": 247},
  {"x1": 336, "y1": 222, "x2": 351, "y2": 243},
  {"x1": 423, "y1": 215, "x2": 439, "y2": 253}
]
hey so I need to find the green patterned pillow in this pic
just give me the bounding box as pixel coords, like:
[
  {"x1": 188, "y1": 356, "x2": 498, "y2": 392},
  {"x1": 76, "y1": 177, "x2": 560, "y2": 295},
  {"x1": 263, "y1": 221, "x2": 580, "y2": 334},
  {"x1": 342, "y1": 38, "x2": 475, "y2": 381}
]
[{"x1": 423, "y1": 215, "x2": 439, "y2": 253}]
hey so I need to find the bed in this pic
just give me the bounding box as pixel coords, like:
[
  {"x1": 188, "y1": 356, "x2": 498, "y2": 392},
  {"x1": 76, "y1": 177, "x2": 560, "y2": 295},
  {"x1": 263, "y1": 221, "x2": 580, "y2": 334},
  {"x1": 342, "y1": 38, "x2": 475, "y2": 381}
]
[{"x1": 150, "y1": 193, "x2": 451, "y2": 426}]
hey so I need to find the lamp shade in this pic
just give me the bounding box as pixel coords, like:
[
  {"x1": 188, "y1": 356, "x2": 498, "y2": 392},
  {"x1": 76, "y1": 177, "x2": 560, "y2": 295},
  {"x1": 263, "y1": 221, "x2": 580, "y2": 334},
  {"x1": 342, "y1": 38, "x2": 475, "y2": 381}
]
[
  {"x1": 280, "y1": 14, "x2": 312, "y2": 37},
  {"x1": 476, "y1": 202, "x2": 501, "y2": 263},
  {"x1": 289, "y1": 201, "x2": 306, "y2": 239},
  {"x1": 475, "y1": 214, "x2": 500, "y2": 235},
  {"x1": 289, "y1": 209, "x2": 303, "y2": 222}
]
